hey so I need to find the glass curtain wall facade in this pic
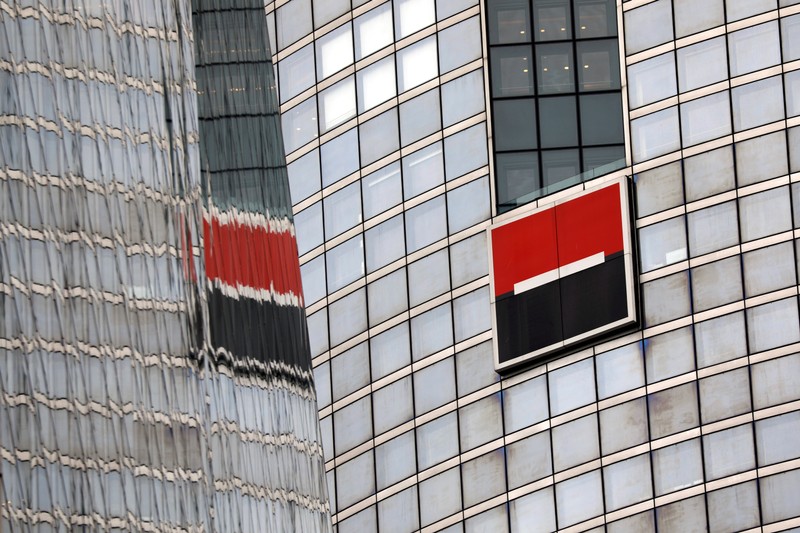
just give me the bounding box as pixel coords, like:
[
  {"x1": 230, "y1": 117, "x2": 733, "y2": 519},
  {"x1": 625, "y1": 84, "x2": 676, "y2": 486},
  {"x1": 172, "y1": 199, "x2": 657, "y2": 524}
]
[
  {"x1": 278, "y1": 0, "x2": 800, "y2": 531},
  {"x1": 0, "y1": 1, "x2": 330, "y2": 531}
]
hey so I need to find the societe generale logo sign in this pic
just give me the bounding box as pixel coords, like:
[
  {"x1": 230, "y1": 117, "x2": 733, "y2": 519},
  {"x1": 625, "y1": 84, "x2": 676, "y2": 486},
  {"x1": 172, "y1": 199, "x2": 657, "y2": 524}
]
[{"x1": 488, "y1": 177, "x2": 638, "y2": 372}]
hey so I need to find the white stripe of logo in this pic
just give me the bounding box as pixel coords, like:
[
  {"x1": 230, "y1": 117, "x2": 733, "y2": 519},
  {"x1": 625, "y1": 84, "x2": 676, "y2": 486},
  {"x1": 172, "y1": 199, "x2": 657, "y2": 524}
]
[{"x1": 513, "y1": 252, "x2": 605, "y2": 295}]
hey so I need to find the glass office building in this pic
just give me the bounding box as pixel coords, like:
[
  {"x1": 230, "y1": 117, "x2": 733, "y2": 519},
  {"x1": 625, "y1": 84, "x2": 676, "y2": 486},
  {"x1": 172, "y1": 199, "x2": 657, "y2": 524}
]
[
  {"x1": 274, "y1": 0, "x2": 800, "y2": 531},
  {"x1": 1, "y1": 1, "x2": 329, "y2": 531}
]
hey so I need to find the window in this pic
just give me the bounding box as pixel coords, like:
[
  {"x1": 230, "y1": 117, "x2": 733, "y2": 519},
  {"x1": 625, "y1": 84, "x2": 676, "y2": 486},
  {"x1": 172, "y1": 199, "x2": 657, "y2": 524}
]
[
  {"x1": 575, "y1": 0, "x2": 616, "y2": 38},
  {"x1": 282, "y1": 96, "x2": 318, "y2": 153},
  {"x1": 367, "y1": 268, "x2": 408, "y2": 325},
  {"x1": 316, "y1": 23, "x2": 353, "y2": 80},
  {"x1": 604, "y1": 454, "x2": 653, "y2": 511},
  {"x1": 534, "y1": 0, "x2": 571, "y2": 41},
  {"x1": 537, "y1": 43, "x2": 575, "y2": 94},
  {"x1": 491, "y1": 46, "x2": 536, "y2": 97},
  {"x1": 656, "y1": 495, "x2": 706, "y2": 531},
  {"x1": 631, "y1": 107, "x2": 680, "y2": 162},
  {"x1": 728, "y1": 21, "x2": 781, "y2": 76},
  {"x1": 691, "y1": 256, "x2": 742, "y2": 312},
  {"x1": 635, "y1": 161, "x2": 683, "y2": 217},
  {"x1": 708, "y1": 483, "x2": 760, "y2": 532},
  {"x1": 301, "y1": 255, "x2": 326, "y2": 305},
  {"x1": 736, "y1": 131, "x2": 788, "y2": 186},
  {"x1": 417, "y1": 412, "x2": 459, "y2": 469},
  {"x1": 752, "y1": 354, "x2": 800, "y2": 409},
  {"x1": 459, "y1": 394, "x2": 503, "y2": 450},
  {"x1": 354, "y1": 3, "x2": 392, "y2": 59},
  {"x1": 362, "y1": 162, "x2": 402, "y2": 219},
  {"x1": 596, "y1": 342, "x2": 645, "y2": 398},
  {"x1": 319, "y1": 77, "x2": 356, "y2": 133},
  {"x1": 653, "y1": 439, "x2": 703, "y2": 495},
  {"x1": 370, "y1": 322, "x2": 410, "y2": 379},
  {"x1": 408, "y1": 249, "x2": 450, "y2": 307},
  {"x1": 334, "y1": 395, "x2": 372, "y2": 454},
  {"x1": 405, "y1": 196, "x2": 447, "y2": 252},
  {"x1": 378, "y1": 487, "x2": 419, "y2": 532},
  {"x1": 695, "y1": 311, "x2": 747, "y2": 368},
  {"x1": 328, "y1": 288, "x2": 368, "y2": 347},
  {"x1": 733, "y1": 76, "x2": 784, "y2": 132},
  {"x1": 276, "y1": 0, "x2": 312, "y2": 49},
  {"x1": 373, "y1": 376, "x2": 413, "y2": 434},
  {"x1": 684, "y1": 146, "x2": 734, "y2": 201},
  {"x1": 510, "y1": 489, "x2": 556, "y2": 532},
  {"x1": 600, "y1": 398, "x2": 648, "y2": 453},
  {"x1": 323, "y1": 182, "x2": 361, "y2": 239},
  {"x1": 680, "y1": 91, "x2": 731, "y2": 146},
  {"x1": 549, "y1": 357, "x2": 595, "y2": 415},
  {"x1": 761, "y1": 470, "x2": 800, "y2": 523},
  {"x1": 487, "y1": 0, "x2": 531, "y2": 44},
  {"x1": 783, "y1": 14, "x2": 800, "y2": 61},
  {"x1": 639, "y1": 215, "x2": 687, "y2": 272},
  {"x1": 462, "y1": 451, "x2": 506, "y2": 507},
  {"x1": 357, "y1": 56, "x2": 396, "y2": 112},
  {"x1": 552, "y1": 414, "x2": 600, "y2": 471},
  {"x1": 677, "y1": 37, "x2": 727, "y2": 92},
  {"x1": 493, "y1": 99, "x2": 538, "y2": 151},
  {"x1": 294, "y1": 201, "x2": 323, "y2": 255},
  {"x1": 508, "y1": 433, "x2": 552, "y2": 489},
  {"x1": 411, "y1": 302, "x2": 453, "y2": 360},
  {"x1": 648, "y1": 383, "x2": 699, "y2": 439},
  {"x1": 624, "y1": 0, "x2": 673, "y2": 54},
  {"x1": 365, "y1": 215, "x2": 405, "y2": 272},
  {"x1": 313, "y1": 0, "x2": 349, "y2": 28},
  {"x1": 397, "y1": 37, "x2": 438, "y2": 92},
  {"x1": 394, "y1": 0, "x2": 435, "y2": 38},
  {"x1": 504, "y1": 375, "x2": 549, "y2": 432},
  {"x1": 441, "y1": 70, "x2": 485, "y2": 127},
  {"x1": 645, "y1": 326, "x2": 694, "y2": 383},
  {"x1": 403, "y1": 142, "x2": 445, "y2": 199},
  {"x1": 419, "y1": 468, "x2": 462, "y2": 526},
  {"x1": 643, "y1": 271, "x2": 691, "y2": 326},
  {"x1": 739, "y1": 186, "x2": 791, "y2": 242},
  {"x1": 743, "y1": 242, "x2": 796, "y2": 297},
  {"x1": 414, "y1": 357, "x2": 456, "y2": 413},
  {"x1": 447, "y1": 177, "x2": 490, "y2": 234},
  {"x1": 400, "y1": 89, "x2": 441, "y2": 147},
  {"x1": 747, "y1": 297, "x2": 800, "y2": 352},
  {"x1": 279, "y1": 44, "x2": 315, "y2": 102},
  {"x1": 439, "y1": 17, "x2": 482, "y2": 73},
  {"x1": 756, "y1": 411, "x2": 800, "y2": 466},
  {"x1": 326, "y1": 235, "x2": 363, "y2": 292},
  {"x1": 337, "y1": 451, "x2": 375, "y2": 508},
  {"x1": 444, "y1": 123, "x2": 489, "y2": 180},
  {"x1": 726, "y1": 0, "x2": 776, "y2": 21},
  {"x1": 674, "y1": 0, "x2": 723, "y2": 37},
  {"x1": 700, "y1": 369, "x2": 752, "y2": 424},
  {"x1": 321, "y1": 127, "x2": 359, "y2": 186},
  {"x1": 628, "y1": 52, "x2": 676, "y2": 108},
  {"x1": 359, "y1": 108, "x2": 399, "y2": 165},
  {"x1": 287, "y1": 149, "x2": 320, "y2": 203},
  {"x1": 555, "y1": 471, "x2": 604, "y2": 527}
]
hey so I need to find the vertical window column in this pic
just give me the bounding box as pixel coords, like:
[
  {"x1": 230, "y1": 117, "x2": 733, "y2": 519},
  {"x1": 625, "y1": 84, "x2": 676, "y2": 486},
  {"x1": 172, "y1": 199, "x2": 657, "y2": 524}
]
[{"x1": 486, "y1": 0, "x2": 625, "y2": 213}]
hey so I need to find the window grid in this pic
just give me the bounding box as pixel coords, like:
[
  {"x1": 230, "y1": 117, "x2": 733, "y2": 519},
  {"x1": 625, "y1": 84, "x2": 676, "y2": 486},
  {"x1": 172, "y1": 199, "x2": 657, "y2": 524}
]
[
  {"x1": 486, "y1": 0, "x2": 627, "y2": 212},
  {"x1": 269, "y1": 0, "x2": 800, "y2": 530}
]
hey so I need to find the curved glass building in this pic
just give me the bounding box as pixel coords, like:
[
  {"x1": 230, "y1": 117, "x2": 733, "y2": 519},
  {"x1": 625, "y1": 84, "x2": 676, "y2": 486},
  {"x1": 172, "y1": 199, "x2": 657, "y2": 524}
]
[
  {"x1": 272, "y1": 0, "x2": 800, "y2": 531},
  {"x1": 0, "y1": 1, "x2": 330, "y2": 531}
]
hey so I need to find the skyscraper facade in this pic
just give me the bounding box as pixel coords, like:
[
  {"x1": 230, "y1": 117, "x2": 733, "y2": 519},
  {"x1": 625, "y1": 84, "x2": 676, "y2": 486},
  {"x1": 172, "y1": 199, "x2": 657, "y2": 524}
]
[
  {"x1": 1, "y1": 1, "x2": 329, "y2": 531},
  {"x1": 274, "y1": 0, "x2": 800, "y2": 531}
]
